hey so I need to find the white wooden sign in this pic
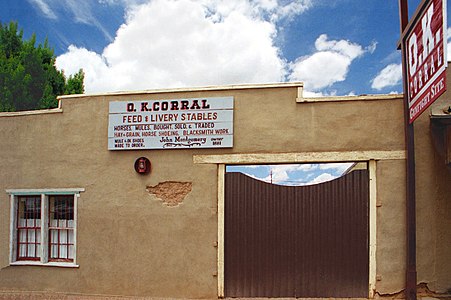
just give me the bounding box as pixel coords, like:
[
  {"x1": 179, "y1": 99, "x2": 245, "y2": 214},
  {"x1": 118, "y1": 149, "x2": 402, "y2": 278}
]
[{"x1": 108, "y1": 97, "x2": 234, "y2": 150}]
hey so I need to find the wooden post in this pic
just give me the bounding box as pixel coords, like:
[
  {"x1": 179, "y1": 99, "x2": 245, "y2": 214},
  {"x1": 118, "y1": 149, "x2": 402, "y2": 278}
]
[{"x1": 398, "y1": 1, "x2": 417, "y2": 299}]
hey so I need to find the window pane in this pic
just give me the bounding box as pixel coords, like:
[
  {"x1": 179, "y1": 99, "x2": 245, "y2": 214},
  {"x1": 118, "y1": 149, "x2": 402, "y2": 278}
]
[
  {"x1": 49, "y1": 195, "x2": 74, "y2": 262},
  {"x1": 29, "y1": 229, "x2": 36, "y2": 243},
  {"x1": 68, "y1": 231, "x2": 74, "y2": 243},
  {"x1": 68, "y1": 245, "x2": 74, "y2": 258},
  {"x1": 28, "y1": 244, "x2": 35, "y2": 257},
  {"x1": 16, "y1": 196, "x2": 41, "y2": 261},
  {"x1": 60, "y1": 230, "x2": 67, "y2": 244},
  {"x1": 68, "y1": 230, "x2": 74, "y2": 257},
  {"x1": 59, "y1": 245, "x2": 67, "y2": 259},
  {"x1": 51, "y1": 244, "x2": 58, "y2": 258},
  {"x1": 49, "y1": 195, "x2": 74, "y2": 223},
  {"x1": 19, "y1": 229, "x2": 27, "y2": 242},
  {"x1": 19, "y1": 244, "x2": 26, "y2": 257},
  {"x1": 18, "y1": 196, "x2": 41, "y2": 221}
]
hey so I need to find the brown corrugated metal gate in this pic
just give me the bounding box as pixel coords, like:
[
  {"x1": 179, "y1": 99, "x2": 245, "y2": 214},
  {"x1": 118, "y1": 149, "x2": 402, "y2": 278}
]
[{"x1": 224, "y1": 169, "x2": 369, "y2": 298}]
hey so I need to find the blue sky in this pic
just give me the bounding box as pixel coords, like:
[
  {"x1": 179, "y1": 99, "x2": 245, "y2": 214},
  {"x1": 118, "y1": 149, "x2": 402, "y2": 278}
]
[
  {"x1": 1, "y1": 0, "x2": 447, "y2": 185},
  {"x1": 1, "y1": 0, "x2": 443, "y2": 96},
  {"x1": 226, "y1": 163, "x2": 355, "y2": 186}
]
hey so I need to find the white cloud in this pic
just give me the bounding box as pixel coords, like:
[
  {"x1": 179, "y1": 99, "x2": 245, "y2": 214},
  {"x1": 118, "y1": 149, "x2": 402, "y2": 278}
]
[
  {"x1": 307, "y1": 173, "x2": 336, "y2": 185},
  {"x1": 229, "y1": 163, "x2": 354, "y2": 186},
  {"x1": 319, "y1": 162, "x2": 353, "y2": 174},
  {"x1": 261, "y1": 164, "x2": 318, "y2": 185},
  {"x1": 288, "y1": 34, "x2": 367, "y2": 91},
  {"x1": 264, "y1": 169, "x2": 289, "y2": 183},
  {"x1": 27, "y1": 0, "x2": 58, "y2": 19},
  {"x1": 314, "y1": 34, "x2": 365, "y2": 60},
  {"x1": 98, "y1": 0, "x2": 148, "y2": 6},
  {"x1": 56, "y1": 0, "x2": 366, "y2": 95},
  {"x1": 302, "y1": 90, "x2": 353, "y2": 98},
  {"x1": 57, "y1": 45, "x2": 118, "y2": 93},
  {"x1": 366, "y1": 41, "x2": 377, "y2": 54},
  {"x1": 28, "y1": 0, "x2": 114, "y2": 41},
  {"x1": 302, "y1": 90, "x2": 326, "y2": 97},
  {"x1": 270, "y1": 0, "x2": 312, "y2": 21},
  {"x1": 57, "y1": 0, "x2": 293, "y2": 93},
  {"x1": 371, "y1": 63, "x2": 402, "y2": 90},
  {"x1": 198, "y1": 0, "x2": 312, "y2": 22},
  {"x1": 64, "y1": 0, "x2": 114, "y2": 41}
]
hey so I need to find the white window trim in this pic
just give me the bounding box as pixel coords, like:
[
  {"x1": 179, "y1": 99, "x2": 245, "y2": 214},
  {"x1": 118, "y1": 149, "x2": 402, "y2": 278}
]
[{"x1": 6, "y1": 188, "x2": 84, "y2": 268}]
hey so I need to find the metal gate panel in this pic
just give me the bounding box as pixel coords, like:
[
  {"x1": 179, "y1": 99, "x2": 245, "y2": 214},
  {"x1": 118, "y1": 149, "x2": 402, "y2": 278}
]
[
  {"x1": 224, "y1": 172, "x2": 297, "y2": 297},
  {"x1": 224, "y1": 169, "x2": 369, "y2": 298}
]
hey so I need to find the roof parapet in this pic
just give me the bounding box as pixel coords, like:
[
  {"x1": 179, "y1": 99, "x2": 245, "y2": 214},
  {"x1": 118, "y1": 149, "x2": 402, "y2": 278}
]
[
  {"x1": 296, "y1": 86, "x2": 404, "y2": 103},
  {"x1": 57, "y1": 82, "x2": 304, "y2": 100}
]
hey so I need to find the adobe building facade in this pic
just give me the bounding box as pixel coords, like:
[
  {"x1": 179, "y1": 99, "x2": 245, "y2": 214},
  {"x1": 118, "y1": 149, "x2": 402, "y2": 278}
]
[{"x1": 0, "y1": 74, "x2": 450, "y2": 298}]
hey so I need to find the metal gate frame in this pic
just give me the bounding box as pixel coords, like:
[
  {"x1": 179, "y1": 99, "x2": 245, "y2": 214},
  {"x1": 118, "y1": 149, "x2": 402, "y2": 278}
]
[{"x1": 193, "y1": 150, "x2": 406, "y2": 299}]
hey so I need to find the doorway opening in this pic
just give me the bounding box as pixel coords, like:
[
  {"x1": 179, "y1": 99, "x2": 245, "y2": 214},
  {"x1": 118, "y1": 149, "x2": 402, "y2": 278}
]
[
  {"x1": 224, "y1": 162, "x2": 369, "y2": 298},
  {"x1": 226, "y1": 162, "x2": 365, "y2": 186}
]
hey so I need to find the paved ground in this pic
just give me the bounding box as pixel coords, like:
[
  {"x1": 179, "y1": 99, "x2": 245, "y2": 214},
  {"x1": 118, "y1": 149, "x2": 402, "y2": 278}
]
[{"x1": 0, "y1": 291, "x2": 450, "y2": 300}]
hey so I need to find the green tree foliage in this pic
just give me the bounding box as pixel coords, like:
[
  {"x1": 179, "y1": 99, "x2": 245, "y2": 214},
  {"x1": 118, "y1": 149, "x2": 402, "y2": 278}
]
[
  {"x1": 65, "y1": 69, "x2": 85, "y2": 95},
  {"x1": 0, "y1": 21, "x2": 84, "y2": 112}
]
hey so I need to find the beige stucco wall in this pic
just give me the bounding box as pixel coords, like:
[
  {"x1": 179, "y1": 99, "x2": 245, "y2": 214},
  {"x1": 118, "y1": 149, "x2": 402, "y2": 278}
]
[
  {"x1": 415, "y1": 80, "x2": 451, "y2": 293},
  {"x1": 0, "y1": 82, "x2": 447, "y2": 298},
  {"x1": 375, "y1": 159, "x2": 407, "y2": 294}
]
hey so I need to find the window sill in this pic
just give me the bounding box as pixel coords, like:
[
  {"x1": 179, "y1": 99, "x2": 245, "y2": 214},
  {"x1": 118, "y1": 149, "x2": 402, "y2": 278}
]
[{"x1": 10, "y1": 261, "x2": 79, "y2": 268}]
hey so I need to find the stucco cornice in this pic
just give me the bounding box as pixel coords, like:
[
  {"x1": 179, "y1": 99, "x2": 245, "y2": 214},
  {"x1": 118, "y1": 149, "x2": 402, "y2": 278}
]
[
  {"x1": 57, "y1": 82, "x2": 304, "y2": 100},
  {"x1": 0, "y1": 108, "x2": 63, "y2": 117}
]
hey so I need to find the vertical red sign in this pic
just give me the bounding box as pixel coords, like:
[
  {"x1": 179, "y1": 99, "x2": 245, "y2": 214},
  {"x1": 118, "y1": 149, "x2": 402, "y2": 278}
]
[{"x1": 405, "y1": 0, "x2": 447, "y2": 123}]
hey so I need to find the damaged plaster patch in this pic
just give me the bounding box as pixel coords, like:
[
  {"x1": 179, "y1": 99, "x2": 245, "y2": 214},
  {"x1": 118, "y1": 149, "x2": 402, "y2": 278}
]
[
  {"x1": 146, "y1": 181, "x2": 192, "y2": 207},
  {"x1": 374, "y1": 283, "x2": 451, "y2": 299}
]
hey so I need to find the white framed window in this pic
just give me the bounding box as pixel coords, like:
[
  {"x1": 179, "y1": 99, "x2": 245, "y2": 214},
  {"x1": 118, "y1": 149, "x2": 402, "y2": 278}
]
[{"x1": 6, "y1": 188, "x2": 84, "y2": 267}]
